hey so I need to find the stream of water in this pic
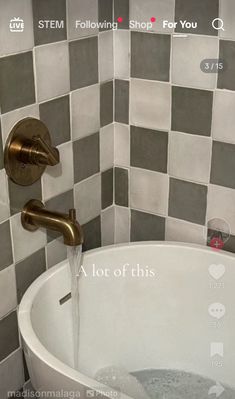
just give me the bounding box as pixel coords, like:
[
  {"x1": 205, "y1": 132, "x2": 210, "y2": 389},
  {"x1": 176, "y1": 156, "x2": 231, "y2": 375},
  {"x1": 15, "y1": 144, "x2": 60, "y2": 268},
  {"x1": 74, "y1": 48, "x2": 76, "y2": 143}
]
[{"x1": 67, "y1": 245, "x2": 83, "y2": 370}]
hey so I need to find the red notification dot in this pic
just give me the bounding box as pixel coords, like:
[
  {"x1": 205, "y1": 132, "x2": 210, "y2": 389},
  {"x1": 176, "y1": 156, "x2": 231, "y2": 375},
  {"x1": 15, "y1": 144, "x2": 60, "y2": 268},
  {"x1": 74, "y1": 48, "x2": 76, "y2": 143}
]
[
  {"x1": 117, "y1": 17, "x2": 123, "y2": 23},
  {"x1": 151, "y1": 17, "x2": 156, "y2": 23}
]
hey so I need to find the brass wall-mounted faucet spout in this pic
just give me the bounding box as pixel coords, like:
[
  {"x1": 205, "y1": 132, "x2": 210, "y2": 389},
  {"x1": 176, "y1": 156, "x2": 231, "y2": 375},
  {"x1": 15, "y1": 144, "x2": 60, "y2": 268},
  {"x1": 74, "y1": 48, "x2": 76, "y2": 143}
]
[{"x1": 21, "y1": 200, "x2": 84, "y2": 247}]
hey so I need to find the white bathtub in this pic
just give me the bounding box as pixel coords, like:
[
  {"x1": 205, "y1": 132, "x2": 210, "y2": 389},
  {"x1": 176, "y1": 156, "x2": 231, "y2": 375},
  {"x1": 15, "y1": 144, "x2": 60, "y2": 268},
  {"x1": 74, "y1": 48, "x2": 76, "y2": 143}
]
[{"x1": 18, "y1": 242, "x2": 235, "y2": 398}]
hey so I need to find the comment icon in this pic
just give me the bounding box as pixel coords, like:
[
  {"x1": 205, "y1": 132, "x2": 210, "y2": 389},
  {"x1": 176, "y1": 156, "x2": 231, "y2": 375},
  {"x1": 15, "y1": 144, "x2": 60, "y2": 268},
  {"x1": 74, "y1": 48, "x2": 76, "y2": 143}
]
[{"x1": 208, "y1": 303, "x2": 226, "y2": 319}]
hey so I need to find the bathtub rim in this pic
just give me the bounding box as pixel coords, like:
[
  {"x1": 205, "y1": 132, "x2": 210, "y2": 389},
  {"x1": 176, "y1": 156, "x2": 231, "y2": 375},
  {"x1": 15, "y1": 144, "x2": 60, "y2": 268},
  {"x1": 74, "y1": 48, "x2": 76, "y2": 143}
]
[{"x1": 18, "y1": 241, "x2": 235, "y2": 395}]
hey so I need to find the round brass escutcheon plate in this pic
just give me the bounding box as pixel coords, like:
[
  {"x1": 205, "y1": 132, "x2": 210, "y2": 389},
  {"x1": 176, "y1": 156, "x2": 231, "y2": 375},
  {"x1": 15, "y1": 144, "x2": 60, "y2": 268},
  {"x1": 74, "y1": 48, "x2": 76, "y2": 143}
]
[
  {"x1": 21, "y1": 199, "x2": 45, "y2": 232},
  {"x1": 4, "y1": 117, "x2": 51, "y2": 186}
]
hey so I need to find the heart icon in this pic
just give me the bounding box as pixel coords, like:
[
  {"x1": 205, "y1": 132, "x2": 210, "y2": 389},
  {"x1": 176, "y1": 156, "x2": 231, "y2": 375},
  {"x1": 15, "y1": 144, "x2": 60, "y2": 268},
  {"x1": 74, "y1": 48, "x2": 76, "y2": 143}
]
[{"x1": 209, "y1": 264, "x2": 225, "y2": 280}]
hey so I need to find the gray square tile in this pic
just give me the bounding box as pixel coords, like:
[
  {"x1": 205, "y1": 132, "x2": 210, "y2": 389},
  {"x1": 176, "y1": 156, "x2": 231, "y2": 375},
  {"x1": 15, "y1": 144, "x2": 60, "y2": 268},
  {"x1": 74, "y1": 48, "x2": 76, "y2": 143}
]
[
  {"x1": 32, "y1": 0, "x2": 67, "y2": 45},
  {"x1": 101, "y1": 206, "x2": 115, "y2": 246},
  {"x1": 100, "y1": 81, "x2": 114, "y2": 127},
  {"x1": 130, "y1": 0, "x2": 175, "y2": 34},
  {"x1": 172, "y1": 35, "x2": 219, "y2": 90},
  {"x1": 131, "y1": 32, "x2": 171, "y2": 81},
  {"x1": 114, "y1": 0, "x2": 129, "y2": 29},
  {"x1": 172, "y1": 86, "x2": 213, "y2": 136},
  {"x1": 40, "y1": 95, "x2": 70, "y2": 146},
  {"x1": 69, "y1": 37, "x2": 98, "y2": 90},
  {"x1": 8, "y1": 178, "x2": 42, "y2": 216},
  {"x1": 175, "y1": 0, "x2": 219, "y2": 36},
  {"x1": 114, "y1": 30, "x2": 130, "y2": 79},
  {"x1": 169, "y1": 132, "x2": 211, "y2": 184},
  {"x1": 207, "y1": 184, "x2": 235, "y2": 235},
  {"x1": 67, "y1": 0, "x2": 99, "y2": 39},
  {"x1": 115, "y1": 206, "x2": 130, "y2": 243},
  {"x1": 0, "y1": 349, "x2": 25, "y2": 398},
  {"x1": 102, "y1": 168, "x2": 113, "y2": 209},
  {"x1": 223, "y1": 234, "x2": 235, "y2": 254},
  {"x1": 115, "y1": 80, "x2": 129, "y2": 124},
  {"x1": 75, "y1": 174, "x2": 101, "y2": 225},
  {"x1": 73, "y1": 133, "x2": 100, "y2": 183},
  {"x1": 131, "y1": 126, "x2": 168, "y2": 173},
  {"x1": 98, "y1": 0, "x2": 113, "y2": 31},
  {"x1": 0, "y1": 122, "x2": 3, "y2": 170},
  {"x1": 42, "y1": 141, "x2": 73, "y2": 201},
  {"x1": 0, "y1": 52, "x2": 35, "y2": 114},
  {"x1": 0, "y1": 0, "x2": 34, "y2": 57},
  {"x1": 218, "y1": 40, "x2": 235, "y2": 91},
  {"x1": 131, "y1": 210, "x2": 165, "y2": 242},
  {"x1": 71, "y1": 84, "x2": 100, "y2": 141},
  {"x1": 114, "y1": 123, "x2": 129, "y2": 167},
  {"x1": 0, "y1": 221, "x2": 13, "y2": 271},
  {"x1": 169, "y1": 178, "x2": 207, "y2": 225},
  {"x1": 0, "y1": 170, "x2": 9, "y2": 223},
  {"x1": 99, "y1": 31, "x2": 114, "y2": 82},
  {"x1": 82, "y1": 216, "x2": 101, "y2": 251},
  {"x1": 130, "y1": 167, "x2": 169, "y2": 215},
  {"x1": 212, "y1": 91, "x2": 235, "y2": 144},
  {"x1": 100, "y1": 124, "x2": 114, "y2": 171},
  {"x1": 0, "y1": 311, "x2": 19, "y2": 362},
  {"x1": 166, "y1": 217, "x2": 205, "y2": 246},
  {"x1": 35, "y1": 42, "x2": 69, "y2": 102},
  {"x1": 0, "y1": 265, "x2": 17, "y2": 319},
  {"x1": 46, "y1": 238, "x2": 67, "y2": 269},
  {"x1": 15, "y1": 249, "x2": 46, "y2": 303},
  {"x1": 219, "y1": 0, "x2": 235, "y2": 41},
  {"x1": 115, "y1": 167, "x2": 128, "y2": 207},
  {"x1": 46, "y1": 189, "x2": 74, "y2": 242},
  {"x1": 130, "y1": 79, "x2": 171, "y2": 131},
  {"x1": 210, "y1": 141, "x2": 235, "y2": 189},
  {"x1": 11, "y1": 213, "x2": 46, "y2": 263}
]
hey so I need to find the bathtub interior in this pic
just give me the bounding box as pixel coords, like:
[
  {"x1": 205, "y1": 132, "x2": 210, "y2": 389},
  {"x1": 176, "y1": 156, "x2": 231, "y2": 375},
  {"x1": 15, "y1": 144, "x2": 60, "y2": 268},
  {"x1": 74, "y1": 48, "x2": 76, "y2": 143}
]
[{"x1": 30, "y1": 243, "x2": 235, "y2": 389}]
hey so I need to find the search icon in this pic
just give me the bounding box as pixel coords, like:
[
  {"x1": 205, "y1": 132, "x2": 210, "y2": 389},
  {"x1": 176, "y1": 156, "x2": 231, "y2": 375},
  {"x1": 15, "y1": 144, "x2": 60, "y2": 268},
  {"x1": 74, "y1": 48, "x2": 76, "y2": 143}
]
[{"x1": 212, "y1": 18, "x2": 225, "y2": 31}]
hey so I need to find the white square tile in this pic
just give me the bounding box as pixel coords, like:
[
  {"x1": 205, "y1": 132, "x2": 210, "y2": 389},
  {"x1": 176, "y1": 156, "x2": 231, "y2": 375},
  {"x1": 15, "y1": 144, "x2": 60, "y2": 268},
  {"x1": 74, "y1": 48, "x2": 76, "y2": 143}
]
[
  {"x1": 130, "y1": 167, "x2": 169, "y2": 216},
  {"x1": 0, "y1": 349, "x2": 24, "y2": 398},
  {"x1": 35, "y1": 42, "x2": 70, "y2": 102},
  {"x1": 0, "y1": 265, "x2": 17, "y2": 319},
  {"x1": 46, "y1": 237, "x2": 67, "y2": 268},
  {"x1": 74, "y1": 174, "x2": 101, "y2": 225},
  {"x1": 219, "y1": 0, "x2": 235, "y2": 40},
  {"x1": 71, "y1": 84, "x2": 100, "y2": 140},
  {"x1": 114, "y1": 30, "x2": 130, "y2": 79},
  {"x1": 165, "y1": 217, "x2": 206, "y2": 245},
  {"x1": 114, "y1": 123, "x2": 130, "y2": 167},
  {"x1": 130, "y1": 79, "x2": 171, "y2": 131},
  {"x1": 11, "y1": 213, "x2": 47, "y2": 262},
  {"x1": 207, "y1": 184, "x2": 235, "y2": 235},
  {"x1": 172, "y1": 35, "x2": 219, "y2": 89},
  {"x1": 130, "y1": 0, "x2": 175, "y2": 33},
  {"x1": 42, "y1": 142, "x2": 74, "y2": 200},
  {"x1": 101, "y1": 206, "x2": 115, "y2": 246},
  {"x1": 169, "y1": 132, "x2": 212, "y2": 184},
  {"x1": 212, "y1": 90, "x2": 235, "y2": 144},
  {"x1": 1, "y1": 104, "x2": 39, "y2": 145},
  {"x1": 67, "y1": 0, "x2": 98, "y2": 40},
  {"x1": 0, "y1": 0, "x2": 34, "y2": 56},
  {"x1": 100, "y1": 124, "x2": 114, "y2": 171},
  {"x1": 115, "y1": 206, "x2": 130, "y2": 243},
  {"x1": 99, "y1": 31, "x2": 114, "y2": 82},
  {"x1": 0, "y1": 170, "x2": 10, "y2": 223}
]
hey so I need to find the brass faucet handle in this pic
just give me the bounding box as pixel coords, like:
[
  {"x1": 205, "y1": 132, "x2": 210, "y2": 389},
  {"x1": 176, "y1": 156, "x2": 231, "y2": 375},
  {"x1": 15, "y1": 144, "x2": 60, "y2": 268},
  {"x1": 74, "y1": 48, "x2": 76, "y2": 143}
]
[
  {"x1": 4, "y1": 117, "x2": 61, "y2": 186},
  {"x1": 33, "y1": 136, "x2": 60, "y2": 166}
]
